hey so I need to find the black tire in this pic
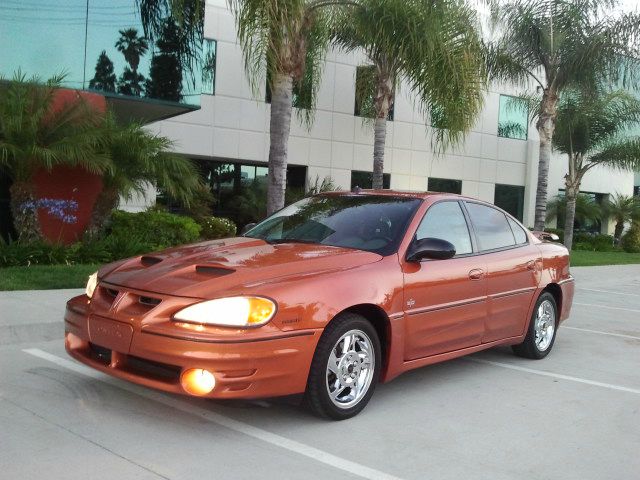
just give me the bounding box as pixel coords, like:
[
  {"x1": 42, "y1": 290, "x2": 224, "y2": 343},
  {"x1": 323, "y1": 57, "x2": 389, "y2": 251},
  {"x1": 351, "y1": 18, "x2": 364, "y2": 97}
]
[
  {"x1": 305, "y1": 313, "x2": 381, "y2": 420},
  {"x1": 512, "y1": 292, "x2": 558, "y2": 359}
]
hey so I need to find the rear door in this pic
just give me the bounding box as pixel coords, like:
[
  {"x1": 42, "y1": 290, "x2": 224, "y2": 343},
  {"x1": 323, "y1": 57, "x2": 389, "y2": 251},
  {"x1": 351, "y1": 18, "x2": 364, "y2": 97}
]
[{"x1": 464, "y1": 202, "x2": 541, "y2": 343}]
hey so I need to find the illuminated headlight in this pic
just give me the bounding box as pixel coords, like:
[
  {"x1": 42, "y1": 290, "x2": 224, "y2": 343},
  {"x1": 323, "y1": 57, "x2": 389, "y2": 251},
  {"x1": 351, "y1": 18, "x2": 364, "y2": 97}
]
[
  {"x1": 85, "y1": 272, "x2": 98, "y2": 298},
  {"x1": 173, "y1": 296, "x2": 276, "y2": 327}
]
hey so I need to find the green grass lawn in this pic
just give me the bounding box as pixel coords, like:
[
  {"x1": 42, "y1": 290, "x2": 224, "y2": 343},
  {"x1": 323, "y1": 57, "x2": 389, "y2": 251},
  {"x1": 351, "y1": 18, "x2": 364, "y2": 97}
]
[
  {"x1": 0, "y1": 264, "x2": 100, "y2": 291},
  {"x1": 570, "y1": 250, "x2": 640, "y2": 267},
  {"x1": 0, "y1": 251, "x2": 639, "y2": 291}
]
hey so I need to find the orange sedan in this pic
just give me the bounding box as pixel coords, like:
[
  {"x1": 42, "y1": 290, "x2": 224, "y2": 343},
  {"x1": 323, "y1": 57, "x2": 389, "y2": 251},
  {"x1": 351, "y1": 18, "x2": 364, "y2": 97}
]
[{"x1": 65, "y1": 191, "x2": 574, "y2": 419}]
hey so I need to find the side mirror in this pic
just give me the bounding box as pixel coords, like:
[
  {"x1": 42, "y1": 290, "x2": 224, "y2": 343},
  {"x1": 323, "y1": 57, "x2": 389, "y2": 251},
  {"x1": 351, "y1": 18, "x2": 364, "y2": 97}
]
[
  {"x1": 241, "y1": 223, "x2": 257, "y2": 235},
  {"x1": 406, "y1": 237, "x2": 456, "y2": 262}
]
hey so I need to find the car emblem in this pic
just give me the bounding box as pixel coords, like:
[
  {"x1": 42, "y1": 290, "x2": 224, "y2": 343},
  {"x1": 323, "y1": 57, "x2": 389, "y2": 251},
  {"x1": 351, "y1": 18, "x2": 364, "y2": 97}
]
[{"x1": 406, "y1": 298, "x2": 416, "y2": 308}]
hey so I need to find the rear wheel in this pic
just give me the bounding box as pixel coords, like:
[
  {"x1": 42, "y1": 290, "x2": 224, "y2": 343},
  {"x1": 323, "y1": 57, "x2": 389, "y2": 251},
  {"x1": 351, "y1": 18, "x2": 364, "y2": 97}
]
[
  {"x1": 305, "y1": 313, "x2": 381, "y2": 420},
  {"x1": 512, "y1": 292, "x2": 558, "y2": 359}
]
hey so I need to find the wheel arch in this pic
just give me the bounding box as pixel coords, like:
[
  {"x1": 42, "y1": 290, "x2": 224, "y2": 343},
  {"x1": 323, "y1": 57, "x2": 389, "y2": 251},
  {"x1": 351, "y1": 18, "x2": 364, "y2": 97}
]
[
  {"x1": 337, "y1": 304, "x2": 391, "y2": 375},
  {"x1": 542, "y1": 283, "x2": 562, "y2": 316}
]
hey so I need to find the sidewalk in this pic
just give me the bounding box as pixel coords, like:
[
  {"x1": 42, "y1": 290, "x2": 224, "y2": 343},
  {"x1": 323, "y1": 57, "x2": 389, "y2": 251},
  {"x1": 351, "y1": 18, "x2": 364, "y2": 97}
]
[{"x1": 0, "y1": 288, "x2": 82, "y2": 345}]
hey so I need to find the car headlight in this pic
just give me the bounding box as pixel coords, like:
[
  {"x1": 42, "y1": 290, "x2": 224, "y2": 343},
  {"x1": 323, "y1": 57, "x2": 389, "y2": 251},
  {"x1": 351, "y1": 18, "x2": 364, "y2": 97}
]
[
  {"x1": 173, "y1": 296, "x2": 276, "y2": 327},
  {"x1": 85, "y1": 272, "x2": 98, "y2": 299}
]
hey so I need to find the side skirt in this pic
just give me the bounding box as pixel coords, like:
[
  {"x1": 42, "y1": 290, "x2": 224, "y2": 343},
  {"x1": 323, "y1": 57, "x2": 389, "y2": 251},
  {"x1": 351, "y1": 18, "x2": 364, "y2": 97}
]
[{"x1": 382, "y1": 335, "x2": 524, "y2": 383}]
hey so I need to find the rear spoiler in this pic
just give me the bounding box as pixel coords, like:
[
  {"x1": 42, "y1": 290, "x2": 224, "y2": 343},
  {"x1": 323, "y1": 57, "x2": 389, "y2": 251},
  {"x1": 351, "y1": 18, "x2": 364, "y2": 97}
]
[{"x1": 531, "y1": 231, "x2": 560, "y2": 242}]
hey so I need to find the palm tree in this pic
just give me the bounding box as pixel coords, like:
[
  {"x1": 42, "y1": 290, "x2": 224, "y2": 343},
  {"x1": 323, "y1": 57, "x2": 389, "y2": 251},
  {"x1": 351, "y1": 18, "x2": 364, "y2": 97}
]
[
  {"x1": 486, "y1": 0, "x2": 640, "y2": 231},
  {"x1": 86, "y1": 116, "x2": 202, "y2": 236},
  {"x1": 228, "y1": 0, "x2": 344, "y2": 214},
  {"x1": 546, "y1": 193, "x2": 602, "y2": 233},
  {"x1": 602, "y1": 193, "x2": 640, "y2": 242},
  {"x1": 552, "y1": 88, "x2": 640, "y2": 249},
  {"x1": 0, "y1": 73, "x2": 111, "y2": 242},
  {"x1": 332, "y1": 0, "x2": 485, "y2": 189},
  {"x1": 115, "y1": 28, "x2": 149, "y2": 74}
]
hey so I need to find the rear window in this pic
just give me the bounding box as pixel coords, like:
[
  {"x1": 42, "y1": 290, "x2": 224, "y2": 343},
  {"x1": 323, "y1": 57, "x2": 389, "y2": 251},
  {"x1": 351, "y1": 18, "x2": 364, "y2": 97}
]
[{"x1": 466, "y1": 202, "x2": 516, "y2": 251}]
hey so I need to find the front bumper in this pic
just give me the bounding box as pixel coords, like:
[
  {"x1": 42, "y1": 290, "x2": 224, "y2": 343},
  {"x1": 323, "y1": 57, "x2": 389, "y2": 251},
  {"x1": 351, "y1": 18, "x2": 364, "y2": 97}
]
[{"x1": 64, "y1": 295, "x2": 321, "y2": 399}]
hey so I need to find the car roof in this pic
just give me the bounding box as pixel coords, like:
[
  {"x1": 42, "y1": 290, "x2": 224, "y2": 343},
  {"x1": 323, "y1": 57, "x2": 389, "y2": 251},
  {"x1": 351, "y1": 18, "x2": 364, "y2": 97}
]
[{"x1": 321, "y1": 189, "x2": 466, "y2": 201}]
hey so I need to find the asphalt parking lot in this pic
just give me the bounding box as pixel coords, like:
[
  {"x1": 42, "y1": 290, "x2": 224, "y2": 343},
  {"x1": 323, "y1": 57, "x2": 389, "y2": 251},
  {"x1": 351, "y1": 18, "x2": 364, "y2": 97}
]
[{"x1": 1, "y1": 265, "x2": 638, "y2": 480}]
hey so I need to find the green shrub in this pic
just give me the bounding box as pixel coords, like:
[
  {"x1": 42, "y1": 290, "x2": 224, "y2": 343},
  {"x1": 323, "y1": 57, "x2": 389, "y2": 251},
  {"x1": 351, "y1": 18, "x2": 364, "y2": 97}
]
[
  {"x1": 0, "y1": 240, "x2": 73, "y2": 267},
  {"x1": 199, "y1": 216, "x2": 237, "y2": 240},
  {"x1": 109, "y1": 210, "x2": 201, "y2": 249},
  {"x1": 621, "y1": 222, "x2": 640, "y2": 253},
  {"x1": 572, "y1": 233, "x2": 616, "y2": 252}
]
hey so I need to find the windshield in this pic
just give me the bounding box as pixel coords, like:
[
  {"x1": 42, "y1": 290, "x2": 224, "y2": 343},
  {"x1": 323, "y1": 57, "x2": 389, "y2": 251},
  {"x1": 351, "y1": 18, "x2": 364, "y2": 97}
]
[{"x1": 244, "y1": 195, "x2": 422, "y2": 255}]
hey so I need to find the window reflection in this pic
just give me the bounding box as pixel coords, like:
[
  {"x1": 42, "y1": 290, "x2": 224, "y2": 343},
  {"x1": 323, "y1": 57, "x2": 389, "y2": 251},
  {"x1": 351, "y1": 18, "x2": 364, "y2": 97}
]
[
  {"x1": 498, "y1": 95, "x2": 528, "y2": 140},
  {"x1": 0, "y1": 0, "x2": 206, "y2": 106}
]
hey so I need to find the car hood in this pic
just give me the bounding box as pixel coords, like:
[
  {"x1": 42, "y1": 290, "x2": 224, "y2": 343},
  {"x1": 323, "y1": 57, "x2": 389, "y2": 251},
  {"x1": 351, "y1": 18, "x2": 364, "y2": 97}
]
[{"x1": 99, "y1": 237, "x2": 382, "y2": 298}]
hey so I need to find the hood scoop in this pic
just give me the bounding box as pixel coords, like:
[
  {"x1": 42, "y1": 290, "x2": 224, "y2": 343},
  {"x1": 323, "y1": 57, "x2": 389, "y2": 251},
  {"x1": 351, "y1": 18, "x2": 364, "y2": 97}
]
[
  {"x1": 195, "y1": 265, "x2": 235, "y2": 277},
  {"x1": 140, "y1": 255, "x2": 163, "y2": 267}
]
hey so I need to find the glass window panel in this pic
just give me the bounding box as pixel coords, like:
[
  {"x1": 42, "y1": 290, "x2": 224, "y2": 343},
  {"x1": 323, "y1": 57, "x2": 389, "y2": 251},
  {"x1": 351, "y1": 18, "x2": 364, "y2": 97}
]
[
  {"x1": 415, "y1": 202, "x2": 472, "y2": 255},
  {"x1": 354, "y1": 65, "x2": 394, "y2": 121},
  {"x1": 1, "y1": 0, "x2": 205, "y2": 107},
  {"x1": 428, "y1": 178, "x2": 462, "y2": 194},
  {"x1": 498, "y1": 95, "x2": 528, "y2": 140},
  {"x1": 494, "y1": 184, "x2": 525, "y2": 221},
  {"x1": 350, "y1": 171, "x2": 391, "y2": 189},
  {"x1": 202, "y1": 39, "x2": 217, "y2": 95},
  {"x1": 466, "y1": 202, "x2": 516, "y2": 250}
]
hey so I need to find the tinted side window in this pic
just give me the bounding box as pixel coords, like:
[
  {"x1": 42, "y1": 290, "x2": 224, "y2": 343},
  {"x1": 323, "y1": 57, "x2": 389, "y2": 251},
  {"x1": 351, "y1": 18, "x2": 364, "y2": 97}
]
[
  {"x1": 466, "y1": 202, "x2": 516, "y2": 251},
  {"x1": 508, "y1": 217, "x2": 528, "y2": 244},
  {"x1": 415, "y1": 202, "x2": 472, "y2": 255}
]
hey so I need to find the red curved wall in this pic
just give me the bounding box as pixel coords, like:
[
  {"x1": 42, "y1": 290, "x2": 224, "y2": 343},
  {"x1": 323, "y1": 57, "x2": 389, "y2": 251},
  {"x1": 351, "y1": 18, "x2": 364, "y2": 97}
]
[{"x1": 33, "y1": 89, "x2": 107, "y2": 244}]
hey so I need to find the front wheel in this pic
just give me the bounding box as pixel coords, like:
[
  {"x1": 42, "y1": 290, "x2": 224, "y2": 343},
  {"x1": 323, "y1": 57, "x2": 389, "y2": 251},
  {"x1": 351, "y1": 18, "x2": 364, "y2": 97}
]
[
  {"x1": 305, "y1": 313, "x2": 381, "y2": 420},
  {"x1": 512, "y1": 292, "x2": 558, "y2": 359}
]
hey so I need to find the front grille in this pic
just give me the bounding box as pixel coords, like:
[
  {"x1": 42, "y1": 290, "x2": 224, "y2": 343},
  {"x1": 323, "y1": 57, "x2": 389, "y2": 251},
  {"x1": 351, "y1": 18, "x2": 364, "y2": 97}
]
[
  {"x1": 126, "y1": 355, "x2": 181, "y2": 382},
  {"x1": 89, "y1": 343, "x2": 112, "y2": 365}
]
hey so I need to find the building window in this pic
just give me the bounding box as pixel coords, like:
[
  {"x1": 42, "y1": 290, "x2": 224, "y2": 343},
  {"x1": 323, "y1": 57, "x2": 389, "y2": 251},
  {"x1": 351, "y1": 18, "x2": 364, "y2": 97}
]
[
  {"x1": 202, "y1": 39, "x2": 217, "y2": 95},
  {"x1": 634, "y1": 185, "x2": 640, "y2": 197},
  {"x1": 498, "y1": 95, "x2": 528, "y2": 140},
  {"x1": 494, "y1": 184, "x2": 525, "y2": 222},
  {"x1": 428, "y1": 178, "x2": 462, "y2": 194},
  {"x1": 351, "y1": 170, "x2": 391, "y2": 189},
  {"x1": 556, "y1": 190, "x2": 606, "y2": 234},
  {"x1": 354, "y1": 66, "x2": 394, "y2": 121}
]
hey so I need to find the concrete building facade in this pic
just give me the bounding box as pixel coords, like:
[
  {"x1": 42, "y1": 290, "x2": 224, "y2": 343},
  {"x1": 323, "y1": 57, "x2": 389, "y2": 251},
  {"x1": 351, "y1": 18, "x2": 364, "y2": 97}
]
[{"x1": 143, "y1": 0, "x2": 639, "y2": 231}]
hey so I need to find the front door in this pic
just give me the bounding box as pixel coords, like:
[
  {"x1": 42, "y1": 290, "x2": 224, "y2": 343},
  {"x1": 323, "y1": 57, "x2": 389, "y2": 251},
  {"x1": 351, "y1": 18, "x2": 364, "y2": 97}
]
[{"x1": 402, "y1": 201, "x2": 487, "y2": 360}]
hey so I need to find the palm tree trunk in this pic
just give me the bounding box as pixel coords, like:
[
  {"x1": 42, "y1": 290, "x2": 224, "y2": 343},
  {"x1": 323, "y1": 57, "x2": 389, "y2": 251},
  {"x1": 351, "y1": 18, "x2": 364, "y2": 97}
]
[
  {"x1": 9, "y1": 180, "x2": 43, "y2": 243},
  {"x1": 266, "y1": 74, "x2": 294, "y2": 215},
  {"x1": 372, "y1": 117, "x2": 387, "y2": 190},
  {"x1": 372, "y1": 72, "x2": 393, "y2": 190},
  {"x1": 534, "y1": 90, "x2": 558, "y2": 231},
  {"x1": 563, "y1": 188, "x2": 577, "y2": 250},
  {"x1": 614, "y1": 221, "x2": 624, "y2": 243},
  {"x1": 86, "y1": 187, "x2": 120, "y2": 237}
]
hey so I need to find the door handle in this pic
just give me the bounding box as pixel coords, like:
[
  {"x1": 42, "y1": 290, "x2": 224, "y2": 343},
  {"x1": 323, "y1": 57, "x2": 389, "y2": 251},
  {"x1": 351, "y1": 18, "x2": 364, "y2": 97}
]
[
  {"x1": 468, "y1": 269, "x2": 484, "y2": 280},
  {"x1": 526, "y1": 260, "x2": 537, "y2": 271}
]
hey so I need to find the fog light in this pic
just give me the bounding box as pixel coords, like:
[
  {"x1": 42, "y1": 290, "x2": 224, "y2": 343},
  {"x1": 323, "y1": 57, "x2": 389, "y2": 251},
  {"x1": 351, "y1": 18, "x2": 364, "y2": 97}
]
[{"x1": 181, "y1": 368, "x2": 216, "y2": 396}]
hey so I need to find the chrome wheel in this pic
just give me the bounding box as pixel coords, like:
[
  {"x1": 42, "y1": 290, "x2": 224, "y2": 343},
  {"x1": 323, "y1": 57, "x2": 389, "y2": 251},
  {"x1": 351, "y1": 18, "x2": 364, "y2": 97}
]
[
  {"x1": 534, "y1": 299, "x2": 556, "y2": 351},
  {"x1": 326, "y1": 329, "x2": 375, "y2": 409}
]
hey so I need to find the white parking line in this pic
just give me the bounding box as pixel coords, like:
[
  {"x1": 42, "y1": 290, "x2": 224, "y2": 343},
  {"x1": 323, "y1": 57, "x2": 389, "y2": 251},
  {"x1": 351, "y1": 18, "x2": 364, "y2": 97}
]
[
  {"x1": 580, "y1": 288, "x2": 640, "y2": 298},
  {"x1": 563, "y1": 326, "x2": 640, "y2": 341},
  {"x1": 23, "y1": 348, "x2": 404, "y2": 480},
  {"x1": 467, "y1": 358, "x2": 640, "y2": 395},
  {"x1": 573, "y1": 302, "x2": 640, "y2": 313}
]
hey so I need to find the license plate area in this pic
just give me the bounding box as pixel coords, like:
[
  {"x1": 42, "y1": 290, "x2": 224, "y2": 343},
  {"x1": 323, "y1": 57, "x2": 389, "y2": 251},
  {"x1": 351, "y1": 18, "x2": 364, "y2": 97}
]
[{"x1": 88, "y1": 316, "x2": 134, "y2": 353}]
